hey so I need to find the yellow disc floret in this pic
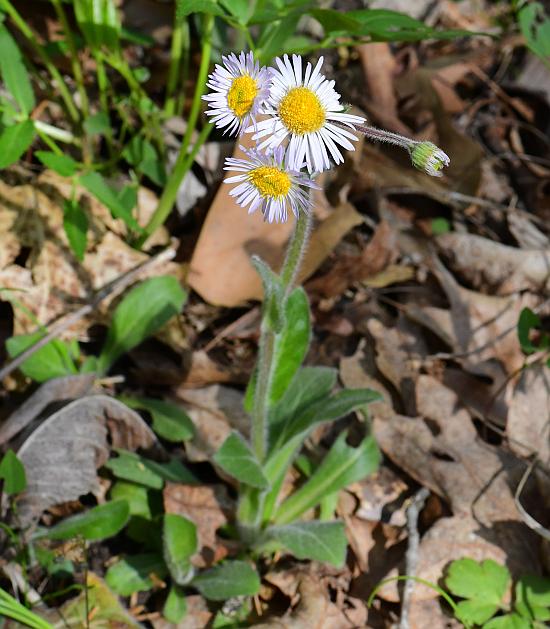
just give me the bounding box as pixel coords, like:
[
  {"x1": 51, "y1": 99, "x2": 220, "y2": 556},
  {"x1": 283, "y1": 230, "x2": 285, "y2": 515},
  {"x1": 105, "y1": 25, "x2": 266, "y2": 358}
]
[
  {"x1": 227, "y1": 75, "x2": 258, "y2": 118},
  {"x1": 248, "y1": 166, "x2": 291, "y2": 198},
  {"x1": 278, "y1": 87, "x2": 326, "y2": 135}
]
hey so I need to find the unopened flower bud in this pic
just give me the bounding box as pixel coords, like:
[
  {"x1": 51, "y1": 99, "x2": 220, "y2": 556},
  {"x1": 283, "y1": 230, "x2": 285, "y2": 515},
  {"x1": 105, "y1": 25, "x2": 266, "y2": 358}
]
[{"x1": 410, "y1": 141, "x2": 450, "y2": 177}]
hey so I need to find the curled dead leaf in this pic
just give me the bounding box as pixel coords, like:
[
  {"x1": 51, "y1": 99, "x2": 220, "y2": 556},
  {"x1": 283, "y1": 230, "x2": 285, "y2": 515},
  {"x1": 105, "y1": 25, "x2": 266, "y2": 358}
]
[{"x1": 14, "y1": 395, "x2": 156, "y2": 524}]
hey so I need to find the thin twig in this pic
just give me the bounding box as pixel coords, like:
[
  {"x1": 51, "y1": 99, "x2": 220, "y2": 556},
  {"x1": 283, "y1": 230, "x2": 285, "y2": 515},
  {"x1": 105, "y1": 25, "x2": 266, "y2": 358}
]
[
  {"x1": 0, "y1": 247, "x2": 177, "y2": 383},
  {"x1": 399, "y1": 487, "x2": 430, "y2": 629}
]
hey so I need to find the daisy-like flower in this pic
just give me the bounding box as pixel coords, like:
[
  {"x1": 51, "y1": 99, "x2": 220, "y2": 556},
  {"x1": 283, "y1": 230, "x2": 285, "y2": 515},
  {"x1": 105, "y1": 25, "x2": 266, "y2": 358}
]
[
  {"x1": 409, "y1": 141, "x2": 450, "y2": 177},
  {"x1": 202, "y1": 51, "x2": 272, "y2": 136},
  {"x1": 248, "y1": 54, "x2": 365, "y2": 173},
  {"x1": 224, "y1": 145, "x2": 319, "y2": 223}
]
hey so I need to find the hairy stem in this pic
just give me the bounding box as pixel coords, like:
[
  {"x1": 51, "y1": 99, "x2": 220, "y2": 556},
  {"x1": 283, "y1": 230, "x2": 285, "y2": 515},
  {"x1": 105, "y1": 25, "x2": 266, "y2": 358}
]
[
  {"x1": 279, "y1": 209, "x2": 313, "y2": 294},
  {"x1": 251, "y1": 207, "x2": 313, "y2": 464}
]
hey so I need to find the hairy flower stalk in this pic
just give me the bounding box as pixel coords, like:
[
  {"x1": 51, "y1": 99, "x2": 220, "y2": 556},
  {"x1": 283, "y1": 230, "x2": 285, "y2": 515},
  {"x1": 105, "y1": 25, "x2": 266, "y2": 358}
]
[{"x1": 336, "y1": 119, "x2": 450, "y2": 177}]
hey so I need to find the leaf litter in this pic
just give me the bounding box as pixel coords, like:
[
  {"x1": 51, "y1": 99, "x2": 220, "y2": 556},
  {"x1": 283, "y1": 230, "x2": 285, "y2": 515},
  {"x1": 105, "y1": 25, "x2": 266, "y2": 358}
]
[{"x1": 2, "y1": 1, "x2": 550, "y2": 627}]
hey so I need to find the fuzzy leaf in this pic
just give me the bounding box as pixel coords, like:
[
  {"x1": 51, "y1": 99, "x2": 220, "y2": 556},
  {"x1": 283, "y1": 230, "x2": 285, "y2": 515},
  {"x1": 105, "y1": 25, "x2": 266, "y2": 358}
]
[
  {"x1": 106, "y1": 553, "x2": 167, "y2": 596},
  {"x1": 35, "y1": 500, "x2": 130, "y2": 541},
  {"x1": 269, "y1": 520, "x2": 347, "y2": 567},
  {"x1": 214, "y1": 431, "x2": 269, "y2": 489},
  {"x1": 192, "y1": 561, "x2": 260, "y2": 601},
  {"x1": 163, "y1": 585, "x2": 187, "y2": 623},
  {"x1": 274, "y1": 432, "x2": 380, "y2": 525},
  {"x1": 163, "y1": 514, "x2": 197, "y2": 586}
]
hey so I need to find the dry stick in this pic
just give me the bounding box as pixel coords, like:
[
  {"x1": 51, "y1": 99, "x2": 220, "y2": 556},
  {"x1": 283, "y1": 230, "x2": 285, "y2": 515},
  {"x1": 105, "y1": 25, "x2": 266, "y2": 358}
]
[
  {"x1": 399, "y1": 487, "x2": 430, "y2": 629},
  {"x1": 0, "y1": 247, "x2": 177, "y2": 383}
]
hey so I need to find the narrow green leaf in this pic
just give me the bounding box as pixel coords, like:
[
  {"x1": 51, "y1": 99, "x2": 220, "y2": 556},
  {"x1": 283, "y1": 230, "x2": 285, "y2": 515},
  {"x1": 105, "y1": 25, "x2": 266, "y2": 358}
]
[
  {"x1": 269, "y1": 287, "x2": 310, "y2": 404},
  {"x1": 0, "y1": 120, "x2": 35, "y2": 169},
  {"x1": 63, "y1": 199, "x2": 88, "y2": 261},
  {"x1": 280, "y1": 388, "x2": 382, "y2": 446},
  {"x1": 176, "y1": 0, "x2": 226, "y2": 19},
  {"x1": 35, "y1": 151, "x2": 78, "y2": 177},
  {"x1": 0, "y1": 449, "x2": 27, "y2": 495},
  {"x1": 192, "y1": 561, "x2": 260, "y2": 601},
  {"x1": 74, "y1": 0, "x2": 121, "y2": 50},
  {"x1": 122, "y1": 397, "x2": 194, "y2": 442},
  {"x1": 270, "y1": 366, "x2": 337, "y2": 434},
  {"x1": 0, "y1": 24, "x2": 35, "y2": 115},
  {"x1": 163, "y1": 514, "x2": 197, "y2": 586},
  {"x1": 105, "y1": 450, "x2": 197, "y2": 489},
  {"x1": 274, "y1": 432, "x2": 380, "y2": 525},
  {"x1": 251, "y1": 255, "x2": 285, "y2": 332},
  {"x1": 78, "y1": 171, "x2": 141, "y2": 231},
  {"x1": 214, "y1": 431, "x2": 269, "y2": 489},
  {"x1": 106, "y1": 553, "x2": 167, "y2": 596},
  {"x1": 219, "y1": 0, "x2": 252, "y2": 23},
  {"x1": 307, "y1": 8, "x2": 362, "y2": 35},
  {"x1": 163, "y1": 585, "x2": 187, "y2": 623},
  {"x1": 6, "y1": 332, "x2": 78, "y2": 382},
  {"x1": 269, "y1": 521, "x2": 347, "y2": 567},
  {"x1": 347, "y1": 8, "x2": 481, "y2": 42},
  {"x1": 256, "y1": 12, "x2": 302, "y2": 63},
  {"x1": 35, "y1": 500, "x2": 130, "y2": 541},
  {"x1": 97, "y1": 276, "x2": 186, "y2": 373}
]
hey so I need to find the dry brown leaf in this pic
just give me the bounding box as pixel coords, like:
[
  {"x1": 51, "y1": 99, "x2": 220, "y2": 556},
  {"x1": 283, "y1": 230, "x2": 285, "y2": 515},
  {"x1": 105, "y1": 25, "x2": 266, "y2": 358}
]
[
  {"x1": 163, "y1": 482, "x2": 230, "y2": 566},
  {"x1": 307, "y1": 220, "x2": 397, "y2": 298},
  {"x1": 367, "y1": 316, "x2": 426, "y2": 416},
  {"x1": 354, "y1": 144, "x2": 449, "y2": 204},
  {"x1": 508, "y1": 212, "x2": 550, "y2": 250},
  {"x1": 411, "y1": 255, "x2": 541, "y2": 377},
  {"x1": 252, "y1": 576, "x2": 356, "y2": 629},
  {"x1": 339, "y1": 338, "x2": 393, "y2": 419},
  {"x1": 408, "y1": 598, "x2": 462, "y2": 629},
  {"x1": 437, "y1": 232, "x2": 550, "y2": 295},
  {"x1": 15, "y1": 395, "x2": 156, "y2": 524},
  {"x1": 371, "y1": 374, "x2": 541, "y2": 602},
  {"x1": 357, "y1": 42, "x2": 413, "y2": 136},
  {"x1": 298, "y1": 202, "x2": 363, "y2": 284},
  {"x1": 0, "y1": 373, "x2": 95, "y2": 445},
  {"x1": 175, "y1": 385, "x2": 248, "y2": 462},
  {"x1": 507, "y1": 363, "x2": 550, "y2": 462}
]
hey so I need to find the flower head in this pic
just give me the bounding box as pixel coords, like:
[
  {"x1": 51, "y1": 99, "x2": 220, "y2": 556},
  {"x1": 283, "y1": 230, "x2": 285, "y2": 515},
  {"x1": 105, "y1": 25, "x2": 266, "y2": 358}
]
[
  {"x1": 247, "y1": 54, "x2": 365, "y2": 173},
  {"x1": 203, "y1": 51, "x2": 272, "y2": 136},
  {"x1": 410, "y1": 141, "x2": 450, "y2": 177},
  {"x1": 224, "y1": 145, "x2": 319, "y2": 223}
]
